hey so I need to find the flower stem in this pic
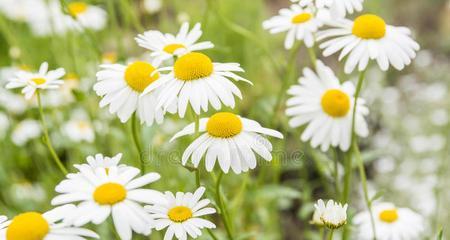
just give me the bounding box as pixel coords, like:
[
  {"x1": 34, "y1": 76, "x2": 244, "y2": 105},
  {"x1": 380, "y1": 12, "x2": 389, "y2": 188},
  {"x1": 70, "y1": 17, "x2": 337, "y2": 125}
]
[
  {"x1": 193, "y1": 113, "x2": 201, "y2": 187},
  {"x1": 36, "y1": 90, "x2": 67, "y2": 175},
  {"x1": 307, "y1": 46, "x2": 317, "y2": 69},
  {"x1": 328, "y1": 230, "x2": 334, "y2": 240},
  {"x1": 216, "y1": 172, "x2": 234, "y2": 240},
  {"x1": 131, "y1": 113, "x2": 144, "y2": 172}
]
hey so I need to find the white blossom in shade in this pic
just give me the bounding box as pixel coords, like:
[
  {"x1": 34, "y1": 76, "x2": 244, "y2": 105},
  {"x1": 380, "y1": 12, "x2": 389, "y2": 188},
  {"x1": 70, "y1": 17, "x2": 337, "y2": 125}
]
[
  {"x1": 52, "y1": 164, "x2": 166, "y2": 240},
  {"x1": 353, "y1": 202, "x2": 424, "y2": 240},
  {"x1": 292, "y1": 0, "x2": 364, "y2": 17},
  {"x1": 67, "y1": 2, "x2": 107, "y2": 31},
  {"x1": 144, "y1": 0, "x2": 163, "y2": 14},
  {"x1": 0, "y1": 205, "x2": 99, "y2": 239},
  {"x1": 11, "y1": 120, "x2": 42, "y2": 146},
  {"x1": 135, "y1": 22, "x2": 214, "y2": 66},
  {"x1": 317, "y1": 14, "x2": 420, "y2": 73},
  {"x1": 146, "y1": 187, "x2": 216, "y2": 240},
  {"x1": 142, "y1": 52, "x2": 251, "y2": 118},
  {"x1": 285, "y1": 60, "x2": 369, "y2": 152},
  {"x1": 170, "y1": 112, "x2": 283, "y2": 174},
  {"x1": 314, "y1": 199, "x2": 347, "y2": 229},
  {"x1": 6, "y1": 62, "x2": 65, "y2": 100},
  {"x1": 62, "y1": 119, "x2": 95, "y2": 143},
  {"x1": 263, "y1": 3, "x2": 326, "y2": 49}
]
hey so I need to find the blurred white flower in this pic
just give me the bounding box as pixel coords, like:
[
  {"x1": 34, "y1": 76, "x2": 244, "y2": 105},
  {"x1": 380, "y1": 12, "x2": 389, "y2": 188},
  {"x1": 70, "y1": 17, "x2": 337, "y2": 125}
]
[
  {"x1": 10, "y1": 182, "x2": 46, "y2": 202},
  {"x1": 144, "y1": 0, "x2": 162, "y2": 14},
  {"x1": 374, "y1": 157, "x2": 396, "y2": 174},
  {"x1": 67, "y1": 2, "x2": 107, "y2": 31},
  {"x1": 309, "y1": 207, "x2": 324, "y2": 226},
  {"x1": 0, "y1": 0, "x2": 37, "y2": 22},
  {"x1": 354, "y1": 202, "x2": 424, "y2": 240},
  {"x1": 12, "y1": 120, "x2": 41, "y2": 146},
  {"x1": 410, "y1": 134, "x2": 446, "y2": 153},
  {"x1": 414, "y1": 50, "x2": 433, "y2": 68},
  {"x1": 0, "y1": 112, "x2": 10, "y2": 138},
  {"x1": 292, "y1": 0, "x2": 364, "y2": 17},
  {"x1": 318, "y1": 14, "x2": 420, "y2": 73},
  {"x1": 62, "y1": 119, "x2": 95, "y2": 143},
  {"x1": 176, "y1": 12, "x2": 190, "y2": 24},
  {"x1": 314, "y1": 199, "x2": 348, "y2": 229},
  {"x1": 430, "y1": 109, "x2": 449, "y2": 126},
  {"x1": 146, "y1": 187, "x2": 216, "y2": 240}
]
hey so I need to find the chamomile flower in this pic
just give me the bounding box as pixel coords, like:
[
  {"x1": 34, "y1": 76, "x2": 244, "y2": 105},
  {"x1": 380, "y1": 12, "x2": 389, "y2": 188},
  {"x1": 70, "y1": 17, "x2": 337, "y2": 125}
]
[
  {"x1": 0, "y1": 205, "x2": 99, "y2": 240},
  {"x1": 146, "y1": 187, "x2": 216, "y2": 240},
  {"x1": 292, "y1": 0, "x2": 364, "y2": 17},
  {"x1": 6, "y1": 62, "x2": 65, "y2": 100},
  {"x1": 317, "y1": 14, "x2": 420, "y2": 73},
  {"x1": 62, "y1": 119, "x2": 95, "y2": 143},
  {"x1": 285, "y1": 60, "x2": 369, "y2": 152},
  {"x1": 263, "y1": 4, "x2": 325, "y2": 49},
  {"x1": 353, "y1": 202, "x2": 424, "y2": 240},
  {"x1": 170, "y1": 112, "x2": 283, "y2": 174},
  {"x1": 67, "y1": 2, "x2": 107, "y2": 31},
  {"x1": 52, "y1": 165, "x2": 165, "y2": 240},
  {"x1": 314, "y1": 199, "x2": 348, "y2": 229},
  {"x1": 94, "y1": 60, "x2": 168, "y2": 125},
  {"x1": 12, "y1": 120, "x2": 42, "y2": 146},
  {"x1": 135, "y1": 22, "x2": 214, "y2": 65},
  {"x1": 142, "y1": 52, "x2": 251, "y2": 117},
  {"x1": 83, "y1": 153, "x2": 124, "y2": 170}
]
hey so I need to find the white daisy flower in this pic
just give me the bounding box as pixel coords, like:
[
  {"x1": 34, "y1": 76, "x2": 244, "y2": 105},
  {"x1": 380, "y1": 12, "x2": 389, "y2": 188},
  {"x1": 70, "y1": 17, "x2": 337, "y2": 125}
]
[
  {"x1": 135, "y1": 22, "x2": 214, "y2": 65},
  {"x1": 142, "y1": 52, "x2": 251, "y2": 118},
  {"x1": 317, "y1": 14, "x2": 420, "y2": 73},
  {"x1": 292, "y1": 0, "x2": 364, "y2": 17},
  {"x1": 67, "y1": 2, "x2": 107, "y2": 31},
  {"x1": 354, "y1": 202, "x2": 424, "y2": 240},
  {"x1": 309, "y1": 207, "x2": 324, "y2": 226},
  {"x1": 11, "y1": 119, "x2": 42, "y2": 146},
  {"x1": 94, "y1": 60, "x2": 168, "y2": 125},
  {"x1": 81, "y1": 153, "x2": 125, "y2": 170},
  {"x1": 170, "y1": 112, "x2": 283, "y2": 174},
  {"x1": 285, "y1": 60, "x2": 369, "y2": 152},
  {"x1": 146, "y1": 187, "x2": 216, "y2": 240},
  {"x1": 0, "y1": 205, "x2": 99, "y2": 240},
  {"x1": 6, "y1": 62, "x2": 65, "y2": 100},
  {"x1": 62, "y1": 119, "x2": 95, "y2": 143},
  {"x1": 51, "y1": 165, "x2": 165, "y2": 240},
  {"x1": 263, "y1": 3, "x2": 326, "y2": 49},
  {"x1": 314, "y1": 199, "x2": 348, "y2": 229}
]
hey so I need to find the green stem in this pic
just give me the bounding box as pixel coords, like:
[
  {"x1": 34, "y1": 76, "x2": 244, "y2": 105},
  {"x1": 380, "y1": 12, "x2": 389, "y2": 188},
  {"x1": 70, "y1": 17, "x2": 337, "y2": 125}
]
[
  {"x1": 328, "y1": 230, "x2": 334, "y2": 240},
  {"x1": 320, "y1": 227, "x2": 325, "y2": 240},
  {"x1": 333, "y1": 149, "x2": 340, "y2": 197},
  {"x1": 307, "y1": 46, "x2": 317, "y2": 69},
  {"x1": 216, "y1": 172, "x2": 234, "y2": 240},
  {"x1": 131, "y1": 113, "x2": 144, "y2": 172},
  {"x1": 36, "y1": 91, "x2": 68, "y2": 175},
  {"x1": 193, "y1": 113, "x2": 201, "y2": 187},
  {"x1": 206, "y1": 229, "x2": 219, "y2": 240}
]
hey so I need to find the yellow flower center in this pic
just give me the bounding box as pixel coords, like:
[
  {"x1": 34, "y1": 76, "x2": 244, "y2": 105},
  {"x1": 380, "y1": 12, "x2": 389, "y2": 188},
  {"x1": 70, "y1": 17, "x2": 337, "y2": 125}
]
[
  {"x1": 93, "y1": 182, "x2": 127, "y2": 205},
  {"x1": 6, "y1": 212, "x2": 50, "y2": 240},
  {"x1": 321, "y1": 89, "x2": 350, "y2": 118},
  {"x1": 352, "y1": 14, "x2": 386, "y2": 39},
  {"x1": 31, "y1": 78, "x2": 46, "y2": 85},
  {"x1": 124, "y1": 61, "x2": 159, "y2": 92},
  {"x1": 102, "y1": 52, "x2": 117, "y2": 63},
  {"x1": 174, "y1": 52, "x2": 213, "y2": 81},
  {"x1": 163, "y1": 43, "x2": 186, "y2": 54},
  {"x1": 379, "y1": 209, "x2": 399, "y2": 223},
  {"x1": 64, "y1": 73, "x2": 79, "y2": 81},
  {"x1": 68, "y1": 2, "x2": 88, "y2": 16},
  {"x1": 291, "y1": 13, "x2": 312, "y2": 24},
  {"x1": 168, "y1": 206, "x2": 193, "y2": 222},
  {"x1": 206, "y1": 112, "x2": 243, "y2": 138}
]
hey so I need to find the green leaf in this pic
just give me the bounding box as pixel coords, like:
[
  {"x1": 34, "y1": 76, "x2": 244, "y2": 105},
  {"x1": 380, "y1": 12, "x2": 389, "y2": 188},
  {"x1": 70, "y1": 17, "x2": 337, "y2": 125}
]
[{"x1": 436, "y1": 229, "x2": 444, "y2": 240}]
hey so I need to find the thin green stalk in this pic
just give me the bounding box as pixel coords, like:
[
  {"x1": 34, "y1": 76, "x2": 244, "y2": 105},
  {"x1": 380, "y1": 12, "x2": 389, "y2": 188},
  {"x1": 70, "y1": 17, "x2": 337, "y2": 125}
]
[
  {"x1": 320, "y1": 227, "x2": 325, "y2": 240},
  {"x1": 216, "y1": 172, "x2": 234, "y2": 240},
  {"x1": 206, "y1": 229, "x2": 219, "y2": 240},
  {"x1": 131, "y1": 113, "x2": 145, "y2": 172},
  {"x1": 333, "y1": 149, "x2": 340, "y2": 196},
  {"x1": 36, "y1": 91, "x2": 68, "y2": 175},
  {"x1": 193, "y1": 113, "x2": 201, "y2": 187},
  {"x1": 106, "y1": 0, "x2": 125, "y2": 58},
  {"x1": 328, "y1": 230, "x2": 334, "y2": 240},
  {"x1": 307, "y1": 46, "x2": 317, "y2": 69}
]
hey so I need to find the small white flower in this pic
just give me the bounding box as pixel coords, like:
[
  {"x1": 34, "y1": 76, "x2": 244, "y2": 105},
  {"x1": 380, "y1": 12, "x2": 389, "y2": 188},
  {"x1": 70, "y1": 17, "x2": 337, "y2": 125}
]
[
  {"x1": 78, "y1": 153, "x2": 126, "y2": 171},
  {"x1": 170, "y1": 112, "x2": 283, "y2": 174},
  {"x1": 142, "y1": 52, "x2": 251, "y2": 118},
  {"x1": 67, "y1": 2, "x2": 107, "y2": 31},
  {"x1": 135, "y1": 22, "x2": 214, "y2": 65},
  {"x1": 0, "y1": 205, "x2": 99, "y2": 239},
  {"x1": 309, "y1": 208, "x2": 324, "y2": 226},
  {"x1": 146, "y1": 187, "x2": 216, "y2": 240},
  {"x1": 353, "y1": 202, "x2": 424, "y2": 240},
  {"x1": 292, "y1": 0, "x2": 364, "y2": 17},
  {"x1": 62, "y1": 119, "x2": 95, "y2": 143},
  {"x1": 52, "y1": 161, "x2": 165, "y2": 240},
  {"x1": 11, "y1": 120, "x2": 42, "y2": 146},
  {"x1": 6, "y1": 62, "x2": 65, "y2": 99},
  {"x1": 285, "y1": 60, "x2": 369, "y2": 152},
  {"x1": 144, "y1": 0, "x2": 162, "y2": 14},
  {"x1": 263, "y1": 3, "x2": 326, "y2": 49},
  {"x1": 318, "y1": 14, "x2": 420, "y2": 73},
  {"x1": 314, "y1": 199, "x2": 347, "y2": 229}
]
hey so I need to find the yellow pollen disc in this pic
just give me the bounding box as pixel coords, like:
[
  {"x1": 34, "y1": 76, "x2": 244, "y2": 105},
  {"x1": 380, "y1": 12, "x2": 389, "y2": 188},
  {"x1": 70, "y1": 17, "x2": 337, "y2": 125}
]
[
  {"x1": 68, "y1": 2, "x2": 88, "y2": 16},
  {"x1": 174, "y1": 52, "x2": 213, "y2": 81},
  {"x1": 163, "y1": 43, "x2": 186, "y2": 54},
  {"x1": 206, "y1": 112, "x2": 243, "y2": 138},
  {"x1": 321, "y1": 89, "x2": 351, "y2": 118},
  {"x1": 352, "y1": 14, "x2": 386, "y2": 39},
  {"x1": 291, "y1": 13, "x2": 312, "y2": 24},
  {"x1": 6, "y1": 212, "x2": 50, "y2": 240},
  {"x1": 379, "y1": 209, "x2": 399, "y2": 223},
  {"x1": 124, "y1": 61, "x2": 159, "y2": 92},
  {"x1": 64, "y1": 73, "x2": 79, "y2": 81},
  {"x1": 168, "y1": 206, "x2": 193, "y2": 222},
  {"x1": 93, "y1": 182, "x2": 127, "y2": 205},
  {"x1": 31, "y1": 78, "x2": 46, "y2": 85}
]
